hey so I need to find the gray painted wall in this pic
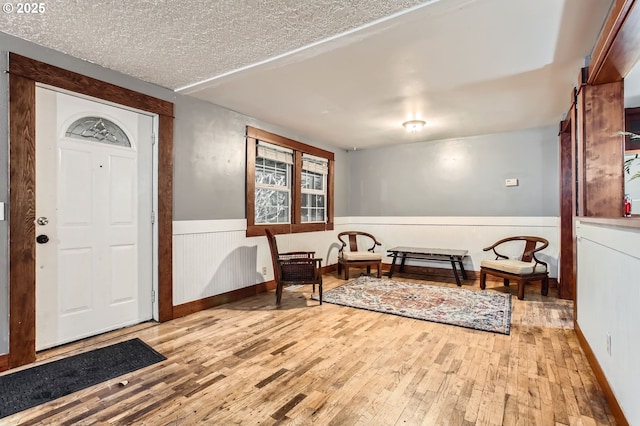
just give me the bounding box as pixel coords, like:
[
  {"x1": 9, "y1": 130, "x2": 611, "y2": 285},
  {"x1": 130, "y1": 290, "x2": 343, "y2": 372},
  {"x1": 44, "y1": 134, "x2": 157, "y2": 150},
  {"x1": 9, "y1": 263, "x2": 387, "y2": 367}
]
[
  {"x1": 347, "y1": 126, "x2": 559, "y2": 216},
  {"x1": 0, "y1": 32, "x2": 348, "y2": 354},
  {"x1": 173, "y1": 96, "x2": 348, "y2": 220}
]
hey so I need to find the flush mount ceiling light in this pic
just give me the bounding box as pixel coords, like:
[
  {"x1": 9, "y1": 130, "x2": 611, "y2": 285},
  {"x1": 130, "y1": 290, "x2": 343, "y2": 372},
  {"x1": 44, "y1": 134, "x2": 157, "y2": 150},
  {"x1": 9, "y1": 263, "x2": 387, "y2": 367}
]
[{"x1": 402, "y1": 120, "x2": 426, "y2": 132}]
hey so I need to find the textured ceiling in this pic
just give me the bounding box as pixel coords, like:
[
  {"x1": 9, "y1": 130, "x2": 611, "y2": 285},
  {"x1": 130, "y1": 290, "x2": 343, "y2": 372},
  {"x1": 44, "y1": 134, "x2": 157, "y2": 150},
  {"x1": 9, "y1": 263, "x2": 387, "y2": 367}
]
[
  {"x1": 0, "y1": 0, "x2": 618, "y2": 149},
  {"x1": 0, "y1": 0, "x2": 428, "y2": 89}
]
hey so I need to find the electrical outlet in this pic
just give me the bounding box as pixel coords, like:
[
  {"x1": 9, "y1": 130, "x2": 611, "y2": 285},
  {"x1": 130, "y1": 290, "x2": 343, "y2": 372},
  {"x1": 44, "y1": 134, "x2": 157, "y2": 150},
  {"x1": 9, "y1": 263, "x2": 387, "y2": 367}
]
[
  {"x1": 262, "y1": 266, "x2": 267, "y2": 275},
  {"x1": 606, "y1": 333, "x2": 611, "y2": 356}
]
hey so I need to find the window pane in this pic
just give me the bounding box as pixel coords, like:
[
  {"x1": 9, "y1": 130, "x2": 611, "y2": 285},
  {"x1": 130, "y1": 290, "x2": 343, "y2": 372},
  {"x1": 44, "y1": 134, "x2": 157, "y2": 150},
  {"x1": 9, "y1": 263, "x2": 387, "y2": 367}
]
[
  {"x1": 301, "y1": 174, "x2": 311, "y2": 189},
  {"x1": 301, "y1": 193, "x2": 325, "y2": 223},
  {"x1": 255, "y1": 188, "x2": 290, "y2": 224},
  {"x1": 256, "y1": 158, "x2": 289, "y2": 188},
  {"x1": 255, "y1": 156, "x2": 291, "y2": 224},
  {"x1": 65, "y1": 116, "x2": 131, "y2": 147},
  {"x1": 301, "y1": 172, "x2": 310, "y2": 189},
  {"x1": 277, "y1": 207, "x2": 289, "y2": 223},
  {"x1": 302, "y1": 170, "x2": 324, "y2": 190}
]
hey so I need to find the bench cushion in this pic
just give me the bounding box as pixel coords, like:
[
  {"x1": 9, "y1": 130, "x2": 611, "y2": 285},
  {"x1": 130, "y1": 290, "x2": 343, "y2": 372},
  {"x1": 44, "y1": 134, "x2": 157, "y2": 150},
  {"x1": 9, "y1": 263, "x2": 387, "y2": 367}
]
[
  {"x1": 480, "y1": 259, "x2": 546, "y2": 275},
  {"x1": 341, "y1": 251, "x2": 383, "y2": 261}
]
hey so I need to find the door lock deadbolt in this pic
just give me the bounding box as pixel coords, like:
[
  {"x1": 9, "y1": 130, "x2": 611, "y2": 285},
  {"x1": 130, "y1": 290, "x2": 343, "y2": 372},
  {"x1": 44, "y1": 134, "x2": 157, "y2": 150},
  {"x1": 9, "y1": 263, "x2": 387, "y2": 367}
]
[{"x1": 36, "y1": 217, "x2": 49, "y2": 226}]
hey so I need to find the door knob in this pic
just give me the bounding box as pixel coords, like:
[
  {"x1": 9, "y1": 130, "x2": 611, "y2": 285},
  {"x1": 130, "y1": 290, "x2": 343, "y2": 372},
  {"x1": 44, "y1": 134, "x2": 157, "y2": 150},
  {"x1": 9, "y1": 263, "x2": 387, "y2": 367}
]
[
  {"x1": 36, "y1": 234, "x2": 49, "y2": 244},
  {"x1": 37, "y1": 217, "x2": 49, "y2": 226}
]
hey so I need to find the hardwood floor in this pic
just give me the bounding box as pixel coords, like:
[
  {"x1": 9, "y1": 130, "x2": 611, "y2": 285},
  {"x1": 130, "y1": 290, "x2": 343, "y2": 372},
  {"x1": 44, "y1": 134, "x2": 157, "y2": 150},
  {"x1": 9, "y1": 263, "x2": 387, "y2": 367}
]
[{"x1": 3, "y1": 273, "x2": 616, "y2": 425}]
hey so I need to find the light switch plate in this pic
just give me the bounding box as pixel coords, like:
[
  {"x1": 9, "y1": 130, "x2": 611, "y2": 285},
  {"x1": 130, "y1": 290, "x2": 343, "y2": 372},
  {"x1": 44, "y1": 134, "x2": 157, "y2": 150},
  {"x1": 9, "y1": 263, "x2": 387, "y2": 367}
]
[{"x1": 505, "y1": 178, "x2": 518, "y2": 187}]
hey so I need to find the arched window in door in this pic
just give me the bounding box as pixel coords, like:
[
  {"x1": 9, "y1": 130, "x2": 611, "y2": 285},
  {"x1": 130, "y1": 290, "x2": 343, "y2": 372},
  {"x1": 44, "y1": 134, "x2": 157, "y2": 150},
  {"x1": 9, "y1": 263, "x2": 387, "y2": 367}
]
[{"x1": 65, "y1": 116, "x2": 131, "y2": 147}]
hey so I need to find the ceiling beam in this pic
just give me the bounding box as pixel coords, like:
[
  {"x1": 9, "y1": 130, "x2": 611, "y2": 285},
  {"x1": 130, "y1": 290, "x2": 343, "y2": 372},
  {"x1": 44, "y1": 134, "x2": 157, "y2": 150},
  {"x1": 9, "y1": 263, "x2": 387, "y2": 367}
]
[{"x1": 588, "y1": 0, "x2": 640, "y2": 84}]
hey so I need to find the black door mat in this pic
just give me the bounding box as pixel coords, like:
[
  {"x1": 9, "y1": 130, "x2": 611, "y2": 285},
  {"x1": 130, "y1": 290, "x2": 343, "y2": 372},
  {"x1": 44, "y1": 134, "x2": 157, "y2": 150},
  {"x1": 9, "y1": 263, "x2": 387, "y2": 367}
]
[{"x1": 0, "y1": 338, "x2": 166, "y2": 419}]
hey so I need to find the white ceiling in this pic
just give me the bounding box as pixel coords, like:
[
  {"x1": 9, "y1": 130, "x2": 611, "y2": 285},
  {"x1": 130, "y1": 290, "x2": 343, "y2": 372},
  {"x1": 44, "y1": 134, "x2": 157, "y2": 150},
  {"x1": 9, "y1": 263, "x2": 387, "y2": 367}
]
[{"x1": 0, "y1": 0, "x2": 616, "y2": 150}]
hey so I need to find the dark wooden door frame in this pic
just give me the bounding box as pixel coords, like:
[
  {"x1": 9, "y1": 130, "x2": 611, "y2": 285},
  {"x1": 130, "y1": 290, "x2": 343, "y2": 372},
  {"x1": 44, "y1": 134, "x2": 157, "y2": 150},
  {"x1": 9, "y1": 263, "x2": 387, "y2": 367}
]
[
  {"x1": 8, "y1": 53, "x2": 174, "y2": 368},
  {"x1": 558, "y1": 115, "x2": 575, "y2": 301}
]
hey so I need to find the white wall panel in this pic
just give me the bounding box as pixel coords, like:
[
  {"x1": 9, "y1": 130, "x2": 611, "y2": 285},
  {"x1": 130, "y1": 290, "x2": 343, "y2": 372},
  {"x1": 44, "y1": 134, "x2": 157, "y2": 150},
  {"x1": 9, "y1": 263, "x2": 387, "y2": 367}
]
[
  {"x1": 344, "y1": 216, "x2": 559, "y2": 277},
  {"x1": 173, "y1": 228, "x2": 262, "y2": 305},
  {"x1": 173, "y1": 216, "x2": 559, "y2": 305},
  {"x1": 576, "y1": 221, "x2": 640, "y2": 425}
]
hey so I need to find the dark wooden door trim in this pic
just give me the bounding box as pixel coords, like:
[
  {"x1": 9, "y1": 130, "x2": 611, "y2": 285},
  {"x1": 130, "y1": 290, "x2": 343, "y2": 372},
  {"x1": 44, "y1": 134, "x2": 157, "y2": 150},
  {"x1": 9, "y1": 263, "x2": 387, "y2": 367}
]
[
  {"x1": 8, "y1": 72, "x2": 36, "y2": 367},
  {"x1": 558, "y1": 116, "x2": 575, "y2": 300},
  {"x1": 588, "y1": 0, "x2": 640, "y2": 85},
  {"x1": 8, "y1": 53, "x2": 174, "y2": 368}
]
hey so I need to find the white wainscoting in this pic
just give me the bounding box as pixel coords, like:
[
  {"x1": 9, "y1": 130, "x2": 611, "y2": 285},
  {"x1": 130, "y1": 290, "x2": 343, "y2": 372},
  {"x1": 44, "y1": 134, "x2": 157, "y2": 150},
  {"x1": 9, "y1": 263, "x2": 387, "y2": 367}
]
[
  {"x1": 172, "y1": 216, "x2": 559, "y2": 305},
  {"x1": 576, "y1": 221, "x2": 640, "y2": 424},
  {"x1": 173, "y1": 219, "x2": 258, "y2": 305},
  {"x1": 343, "y1": 216, "x2": 559, "y2": 277}
]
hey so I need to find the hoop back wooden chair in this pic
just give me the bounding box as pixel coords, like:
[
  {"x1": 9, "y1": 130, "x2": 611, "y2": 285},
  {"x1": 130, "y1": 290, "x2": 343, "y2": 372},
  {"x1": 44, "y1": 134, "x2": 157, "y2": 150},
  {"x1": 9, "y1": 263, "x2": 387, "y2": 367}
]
[
  {"x1": 337, "y1": 231, "x2": 383, "y2": 280},
  {"x1": 479, "y1": 236, "x2": 549, "y2": 300},
  {"x1": 265, "y1": 229, "x2": 323, "y2": 306}
]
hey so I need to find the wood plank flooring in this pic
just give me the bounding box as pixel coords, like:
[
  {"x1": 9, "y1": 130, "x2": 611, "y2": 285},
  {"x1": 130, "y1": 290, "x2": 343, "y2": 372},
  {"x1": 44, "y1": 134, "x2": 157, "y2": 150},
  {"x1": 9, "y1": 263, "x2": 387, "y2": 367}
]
[{"x1": 3, "y1": 273, "x2": 616, "y2": 425}]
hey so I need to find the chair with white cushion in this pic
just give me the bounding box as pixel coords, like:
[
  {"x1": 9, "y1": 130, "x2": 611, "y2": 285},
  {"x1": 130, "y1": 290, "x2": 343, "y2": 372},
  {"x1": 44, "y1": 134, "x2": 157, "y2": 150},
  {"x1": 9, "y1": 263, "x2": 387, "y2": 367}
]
[
  {"x1": 480, "y1": 236, "x2": 549, "y2": 300},
  {"x1": 337, "y1": 231, "x2": 383, "y2": 280}
]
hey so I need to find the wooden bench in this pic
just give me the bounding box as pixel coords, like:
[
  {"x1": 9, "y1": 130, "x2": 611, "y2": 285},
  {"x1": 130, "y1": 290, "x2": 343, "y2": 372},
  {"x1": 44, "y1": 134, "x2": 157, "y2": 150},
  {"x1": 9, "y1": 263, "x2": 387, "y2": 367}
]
[{"x1": 386, "y1": 246, "x2": 468, "y2": 286}]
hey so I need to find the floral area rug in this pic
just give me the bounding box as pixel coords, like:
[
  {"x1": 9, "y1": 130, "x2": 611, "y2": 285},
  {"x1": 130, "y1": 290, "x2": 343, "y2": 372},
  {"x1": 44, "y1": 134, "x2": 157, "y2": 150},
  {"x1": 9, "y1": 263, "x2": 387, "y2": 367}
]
[{"x1": 315, "y1": 276, "x2": 512, "y2": 334}]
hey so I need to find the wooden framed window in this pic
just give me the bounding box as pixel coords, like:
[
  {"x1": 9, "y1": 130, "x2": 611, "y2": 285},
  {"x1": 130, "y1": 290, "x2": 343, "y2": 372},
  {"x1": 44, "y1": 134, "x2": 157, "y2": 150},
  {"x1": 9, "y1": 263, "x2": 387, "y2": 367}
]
[
  {"x1": 254, "y1": 142, "x2": 293, "y2": 224},
  {"x1": 246, "y1": 126, "x2": 334, "y2": 237},
  {"x1": 301, "y1": 153, "x2": 328, "y2": 223}
]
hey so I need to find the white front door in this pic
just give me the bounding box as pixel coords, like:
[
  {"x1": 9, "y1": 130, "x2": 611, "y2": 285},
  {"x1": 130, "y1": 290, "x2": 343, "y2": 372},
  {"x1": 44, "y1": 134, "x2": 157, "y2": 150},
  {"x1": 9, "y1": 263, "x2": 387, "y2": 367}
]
[{"x1": 35, "y1": 87, "x2": 155, "y2": 350}]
